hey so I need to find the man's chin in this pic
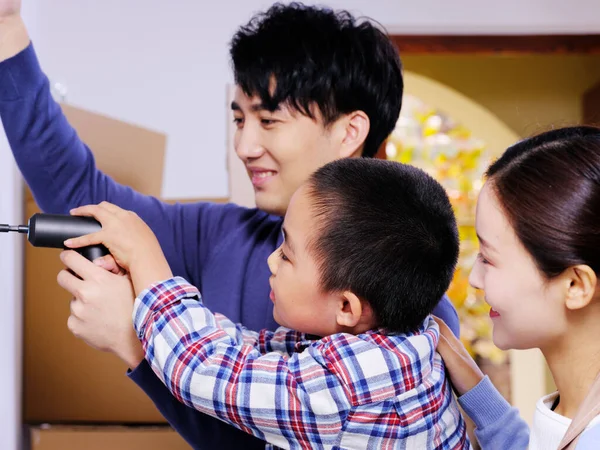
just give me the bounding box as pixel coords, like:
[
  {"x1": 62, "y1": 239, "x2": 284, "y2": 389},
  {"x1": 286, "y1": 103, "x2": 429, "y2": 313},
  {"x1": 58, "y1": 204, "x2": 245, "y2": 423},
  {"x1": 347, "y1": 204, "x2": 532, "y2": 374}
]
[{"x1": 255, "y1": 193, "x2": 286, "y2": 216}]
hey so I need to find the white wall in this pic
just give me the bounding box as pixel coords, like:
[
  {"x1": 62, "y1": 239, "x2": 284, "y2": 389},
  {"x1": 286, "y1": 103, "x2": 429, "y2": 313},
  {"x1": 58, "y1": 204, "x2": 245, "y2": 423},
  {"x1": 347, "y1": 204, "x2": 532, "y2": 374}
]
[
  {"x1": 0, "y1": 139, "x2": 23, "y2": 450},
  {"x1": 24, "y1": 0, "x2": 600, "y2": 199},
  {"x1": 0, "y1": 85, "x2": 24, "y2": 450}
]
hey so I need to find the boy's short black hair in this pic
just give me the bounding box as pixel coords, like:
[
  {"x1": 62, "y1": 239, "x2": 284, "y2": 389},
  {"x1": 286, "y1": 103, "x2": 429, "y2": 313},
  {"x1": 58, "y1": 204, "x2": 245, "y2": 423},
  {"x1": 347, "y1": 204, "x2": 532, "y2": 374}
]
[
  {"x1": 307, "y1": 159, "x2": 459, "y2": 334},
  {"x1": 230, "y1": 2, "x2": 403, "y2": 158}
]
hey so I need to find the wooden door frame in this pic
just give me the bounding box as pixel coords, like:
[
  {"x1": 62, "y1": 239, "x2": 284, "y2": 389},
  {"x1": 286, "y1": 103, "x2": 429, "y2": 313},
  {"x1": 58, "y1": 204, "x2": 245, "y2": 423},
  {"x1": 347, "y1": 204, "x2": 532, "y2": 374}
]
[
  {"x1": 374, "y1": 33, "x2": 600, "y2": 158},
  {"x1": 391, "y1": 34, "x2": 600, "y2": 55}
]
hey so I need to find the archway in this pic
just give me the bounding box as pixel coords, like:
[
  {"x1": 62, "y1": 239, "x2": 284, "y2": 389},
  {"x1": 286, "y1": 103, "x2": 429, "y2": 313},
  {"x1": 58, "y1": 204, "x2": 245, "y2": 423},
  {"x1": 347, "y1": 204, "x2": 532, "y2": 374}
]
[{"x1": 382, "y1": 71, "x2": 545, "y2": 425}]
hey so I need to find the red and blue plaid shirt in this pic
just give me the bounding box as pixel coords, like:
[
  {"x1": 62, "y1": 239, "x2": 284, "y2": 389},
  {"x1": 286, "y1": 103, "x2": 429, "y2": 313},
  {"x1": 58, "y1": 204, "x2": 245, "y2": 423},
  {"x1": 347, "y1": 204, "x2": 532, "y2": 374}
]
[{"x1": 133, "y1": 277, "x2": 470, "y2": 450}]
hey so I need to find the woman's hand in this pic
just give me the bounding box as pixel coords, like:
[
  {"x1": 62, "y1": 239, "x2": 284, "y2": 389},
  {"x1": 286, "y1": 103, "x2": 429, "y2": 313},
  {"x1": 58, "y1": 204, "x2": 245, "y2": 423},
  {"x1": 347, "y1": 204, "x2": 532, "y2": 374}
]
[{"x1": 434, "y1": 315, "x2": 485, "y2": 397}]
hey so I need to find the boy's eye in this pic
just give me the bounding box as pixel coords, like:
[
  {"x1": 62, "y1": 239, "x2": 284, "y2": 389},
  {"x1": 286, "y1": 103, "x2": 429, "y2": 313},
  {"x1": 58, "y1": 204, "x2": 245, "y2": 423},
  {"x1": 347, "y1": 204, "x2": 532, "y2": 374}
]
[
  {"x1": 261, "y1": 118, "x2": 276, "y2": 126},
  {"x1": 233, "y1": 117, "x2": 244, "y2": 127},
  {"x1": 278, "y1": 248, "x2": 289, "y2": 262}
]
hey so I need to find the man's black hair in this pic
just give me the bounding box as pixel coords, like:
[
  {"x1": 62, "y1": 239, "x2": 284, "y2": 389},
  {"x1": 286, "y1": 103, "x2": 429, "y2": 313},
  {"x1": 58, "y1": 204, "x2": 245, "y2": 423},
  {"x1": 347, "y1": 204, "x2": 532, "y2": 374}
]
[
  {"x1": 307, "y1": 158, "x2": 459, "y2": 333},
  {"x1": 230, "y1": 2, "x2": 403, "y2": 158}
]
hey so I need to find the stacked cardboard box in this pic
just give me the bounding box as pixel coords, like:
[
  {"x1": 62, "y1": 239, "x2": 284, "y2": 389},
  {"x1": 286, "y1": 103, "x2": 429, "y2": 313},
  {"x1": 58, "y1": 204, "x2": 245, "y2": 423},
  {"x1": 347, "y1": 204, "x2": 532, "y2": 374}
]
[{"x1": 23, "y1": 104, "x2": 194, "y2": 448}]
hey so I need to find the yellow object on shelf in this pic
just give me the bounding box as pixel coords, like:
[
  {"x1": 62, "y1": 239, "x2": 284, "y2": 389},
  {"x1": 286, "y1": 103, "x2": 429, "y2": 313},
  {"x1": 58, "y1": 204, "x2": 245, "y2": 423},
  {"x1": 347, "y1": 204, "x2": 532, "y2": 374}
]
[{"x1": 386, "y1": 94, "x2": 505, "y2": 364}]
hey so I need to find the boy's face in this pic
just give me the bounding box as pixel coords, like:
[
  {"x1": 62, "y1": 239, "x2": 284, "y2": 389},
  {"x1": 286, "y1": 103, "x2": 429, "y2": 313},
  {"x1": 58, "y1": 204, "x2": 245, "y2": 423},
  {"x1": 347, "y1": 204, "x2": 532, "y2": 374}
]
[
  {"x1": 267, "y1": 184, "x2": 341, "y2": 336},
  {"x1": 232, "y1": 86, "x2": 351, "y2": 217}
]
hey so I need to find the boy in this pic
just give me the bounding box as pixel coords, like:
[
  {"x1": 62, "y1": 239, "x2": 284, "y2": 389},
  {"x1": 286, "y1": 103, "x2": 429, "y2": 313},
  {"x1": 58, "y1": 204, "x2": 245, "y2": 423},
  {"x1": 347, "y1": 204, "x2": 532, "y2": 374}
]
[{"x1": 63, "y1": 158, "x2": 470, "y2": 449}]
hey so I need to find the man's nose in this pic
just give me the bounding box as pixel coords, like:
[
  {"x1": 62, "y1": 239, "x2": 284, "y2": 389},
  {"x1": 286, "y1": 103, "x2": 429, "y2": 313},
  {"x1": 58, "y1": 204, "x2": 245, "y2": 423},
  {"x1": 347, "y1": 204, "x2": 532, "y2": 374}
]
[{"x1": 235, "y1": 126, "x2": 265, "y2": 161}]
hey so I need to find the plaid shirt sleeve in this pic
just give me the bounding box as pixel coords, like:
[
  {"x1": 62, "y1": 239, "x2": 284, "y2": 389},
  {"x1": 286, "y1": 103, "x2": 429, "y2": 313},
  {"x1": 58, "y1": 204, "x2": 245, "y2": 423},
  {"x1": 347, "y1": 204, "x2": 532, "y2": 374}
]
[{"x1": 133, "y1": 276, "x2": 353, "y2": 448}]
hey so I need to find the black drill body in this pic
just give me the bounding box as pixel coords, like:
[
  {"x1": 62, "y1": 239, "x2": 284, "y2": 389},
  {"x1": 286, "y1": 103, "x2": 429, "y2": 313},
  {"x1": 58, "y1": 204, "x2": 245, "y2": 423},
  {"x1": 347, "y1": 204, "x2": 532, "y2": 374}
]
[{"x1": 1, "y1": 213, "x2": 109, "y2": 261}]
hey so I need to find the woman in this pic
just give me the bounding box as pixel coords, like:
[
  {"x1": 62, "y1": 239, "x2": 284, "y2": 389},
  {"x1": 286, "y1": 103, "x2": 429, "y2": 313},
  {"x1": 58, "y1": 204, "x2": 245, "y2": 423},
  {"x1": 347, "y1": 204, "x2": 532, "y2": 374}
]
[{"x1": 436, "y1": 126, "x2": 600, "y2": 449}]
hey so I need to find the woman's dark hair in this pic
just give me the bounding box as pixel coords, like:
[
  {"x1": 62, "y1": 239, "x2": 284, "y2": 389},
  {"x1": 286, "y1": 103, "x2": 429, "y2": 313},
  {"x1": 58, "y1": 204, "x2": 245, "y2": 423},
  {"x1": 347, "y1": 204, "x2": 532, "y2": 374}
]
[
  {"x1": 230, "y1": 2, "x2": 403, "y2": 158},
  {"x1": 487, "y1": 126, "x2": 600, "y2": 277}
]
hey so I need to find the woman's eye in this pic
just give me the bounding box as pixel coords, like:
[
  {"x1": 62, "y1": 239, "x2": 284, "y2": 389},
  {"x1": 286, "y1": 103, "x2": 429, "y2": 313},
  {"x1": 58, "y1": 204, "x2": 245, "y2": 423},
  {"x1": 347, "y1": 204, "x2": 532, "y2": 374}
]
[{"x1": 477, "y1": 253, "x2": 490, "y2": 265}]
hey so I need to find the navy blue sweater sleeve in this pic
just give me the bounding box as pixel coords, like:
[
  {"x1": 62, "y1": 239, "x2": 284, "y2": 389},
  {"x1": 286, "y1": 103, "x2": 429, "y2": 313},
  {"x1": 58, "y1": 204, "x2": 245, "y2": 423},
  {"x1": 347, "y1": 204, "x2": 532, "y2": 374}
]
[
  {"x1": 433, "y1": 293, "x2": 460, "y2": 337},
  {"x1": 0, "y1": 43, "x2": 266, "y2": 449},
  {"x1": 0, "y1": 42, "x2": 217, "y2": 281}
]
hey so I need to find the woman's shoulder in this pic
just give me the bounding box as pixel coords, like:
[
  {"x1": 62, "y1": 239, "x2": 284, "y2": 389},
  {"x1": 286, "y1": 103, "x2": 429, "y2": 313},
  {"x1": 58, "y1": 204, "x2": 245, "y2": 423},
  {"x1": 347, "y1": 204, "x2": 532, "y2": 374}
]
[{"x1": 577, "y1": 422, "x2": 600, "y2": 449}]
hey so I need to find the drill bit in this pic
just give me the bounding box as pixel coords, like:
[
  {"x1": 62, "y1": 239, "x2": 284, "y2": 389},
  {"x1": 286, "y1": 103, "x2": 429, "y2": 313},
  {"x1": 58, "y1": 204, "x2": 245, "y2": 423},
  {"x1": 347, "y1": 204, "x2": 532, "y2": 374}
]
[{"x1": 0, "y1": 224, "x2": 29, "y2": 233}]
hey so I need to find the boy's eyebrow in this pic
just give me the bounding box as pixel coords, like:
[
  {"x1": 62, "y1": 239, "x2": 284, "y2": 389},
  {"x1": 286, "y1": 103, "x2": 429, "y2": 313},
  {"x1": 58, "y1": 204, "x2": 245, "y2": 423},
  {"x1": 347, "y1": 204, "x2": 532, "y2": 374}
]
[
  {"x1": 281, "y1": 227, "x2": 295, "y2": 254},
  {"x1": 230, "y1": 101, "x2": 281, "y2": 113},
  {"x1": 477, "y1": 233, "x2": 497, "y2": 253}
]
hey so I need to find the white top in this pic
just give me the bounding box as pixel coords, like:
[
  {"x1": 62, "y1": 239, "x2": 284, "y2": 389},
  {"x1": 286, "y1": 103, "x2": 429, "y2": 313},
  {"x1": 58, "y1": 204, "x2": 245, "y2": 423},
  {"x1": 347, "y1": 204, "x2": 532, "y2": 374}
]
[{"x1": 529, "y1": 392, "x2": 600, "y2": 450}]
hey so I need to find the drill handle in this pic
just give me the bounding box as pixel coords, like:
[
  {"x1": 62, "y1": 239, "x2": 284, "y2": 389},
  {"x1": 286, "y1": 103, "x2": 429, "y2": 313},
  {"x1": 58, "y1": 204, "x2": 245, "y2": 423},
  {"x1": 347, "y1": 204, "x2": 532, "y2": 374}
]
[{"x1": 73, "y1": 244, "x2": 110, "y2": 262}]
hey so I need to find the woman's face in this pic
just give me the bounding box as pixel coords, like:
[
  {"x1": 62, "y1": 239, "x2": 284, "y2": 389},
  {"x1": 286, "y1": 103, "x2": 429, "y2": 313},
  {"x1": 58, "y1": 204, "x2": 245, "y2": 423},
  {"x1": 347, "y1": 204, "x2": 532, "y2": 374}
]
[{"x1": 469, "y1": 183, "x2": 569, "y2": 350}]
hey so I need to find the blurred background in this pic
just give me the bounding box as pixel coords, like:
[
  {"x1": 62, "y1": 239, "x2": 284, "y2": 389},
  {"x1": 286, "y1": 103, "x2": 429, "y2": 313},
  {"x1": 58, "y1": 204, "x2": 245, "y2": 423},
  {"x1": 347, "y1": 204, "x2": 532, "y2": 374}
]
[{"x1": 1, "y1": 0, "x2": 599, "y2": 448}]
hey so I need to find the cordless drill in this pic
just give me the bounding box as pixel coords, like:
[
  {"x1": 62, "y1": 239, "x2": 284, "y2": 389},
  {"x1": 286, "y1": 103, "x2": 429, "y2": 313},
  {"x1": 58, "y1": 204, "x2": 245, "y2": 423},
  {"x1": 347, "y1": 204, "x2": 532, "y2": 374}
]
[{"x1": 1, "y1": 213, "x2": 109, "y2": 261}]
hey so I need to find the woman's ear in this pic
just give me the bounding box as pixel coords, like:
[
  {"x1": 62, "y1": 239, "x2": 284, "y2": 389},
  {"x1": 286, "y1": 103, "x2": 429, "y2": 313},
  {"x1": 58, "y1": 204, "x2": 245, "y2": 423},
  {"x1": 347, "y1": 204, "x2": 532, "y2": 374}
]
[{"x1": 564, "y1": 265, "x2": 597, "y2": 311}]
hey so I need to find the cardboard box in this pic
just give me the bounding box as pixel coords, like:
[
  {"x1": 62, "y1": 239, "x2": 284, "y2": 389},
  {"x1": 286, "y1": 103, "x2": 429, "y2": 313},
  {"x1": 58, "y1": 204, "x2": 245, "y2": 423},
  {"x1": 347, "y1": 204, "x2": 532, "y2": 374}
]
[
  {"x1": 23, "y1": 104, "x2": 169, "y2": 423},
  {"x1": 28, "y1": 426, "x2": 190, "y2": 450}
]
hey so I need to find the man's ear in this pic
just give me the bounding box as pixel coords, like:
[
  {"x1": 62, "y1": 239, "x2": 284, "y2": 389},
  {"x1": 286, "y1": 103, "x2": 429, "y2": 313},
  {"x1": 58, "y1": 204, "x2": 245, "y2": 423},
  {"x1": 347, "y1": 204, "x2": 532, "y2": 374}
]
[
  {"x1": 564, "y1": 265, "x2": 597, "y2": 311},
  {"x1": 335, "y1": 290, "x2": 375, "y2": 330},
  {"x1": 332, "y1": 111, "x2": 370, "y2": 158}
]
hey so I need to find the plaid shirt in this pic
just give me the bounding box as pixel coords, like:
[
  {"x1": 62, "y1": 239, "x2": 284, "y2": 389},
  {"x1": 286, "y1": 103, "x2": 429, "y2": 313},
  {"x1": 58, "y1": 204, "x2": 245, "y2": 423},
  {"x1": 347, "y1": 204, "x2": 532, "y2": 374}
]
[{"x1": 133, "y1": 277, "x2": 470, "y2": 450}]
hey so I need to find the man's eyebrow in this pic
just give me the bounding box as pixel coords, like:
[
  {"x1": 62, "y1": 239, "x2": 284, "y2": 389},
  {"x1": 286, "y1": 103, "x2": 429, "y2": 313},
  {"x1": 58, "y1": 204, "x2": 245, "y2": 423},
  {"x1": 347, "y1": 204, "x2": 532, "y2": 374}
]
[
  {"x1": 282, "y1": 227, "x2": 295, "y2": 253},
  {"x1": 230, "y1": 101, "x2": 281, "y2": 113}
]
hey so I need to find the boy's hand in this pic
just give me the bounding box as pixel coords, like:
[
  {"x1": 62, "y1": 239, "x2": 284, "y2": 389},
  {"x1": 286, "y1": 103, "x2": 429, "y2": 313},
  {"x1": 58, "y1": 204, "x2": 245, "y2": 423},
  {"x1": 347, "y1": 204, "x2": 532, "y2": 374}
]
[
  {"x1": 433, "y1": 315, "x2": 485, "y2": 397},
  {"x1": 65, "y1": 202, "x2": 163, "y2": 273}
]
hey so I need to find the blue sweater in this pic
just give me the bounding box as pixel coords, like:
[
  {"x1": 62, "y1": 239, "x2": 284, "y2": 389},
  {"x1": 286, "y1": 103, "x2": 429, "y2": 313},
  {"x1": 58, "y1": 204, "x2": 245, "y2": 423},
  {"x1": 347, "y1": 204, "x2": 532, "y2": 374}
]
[
  {"x1": 1, "y1": 43, "x2": 460, "y2": 449},
  {"x1": 459, "y1": 376, "x2": 599, "y2": 449}
]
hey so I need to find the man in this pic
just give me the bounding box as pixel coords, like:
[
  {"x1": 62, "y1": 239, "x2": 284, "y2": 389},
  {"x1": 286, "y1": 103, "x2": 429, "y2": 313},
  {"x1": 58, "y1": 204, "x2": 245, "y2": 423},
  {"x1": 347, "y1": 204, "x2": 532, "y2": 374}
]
[{"x1": 0, "y1": 2, "x2": 460, "y2": 449}]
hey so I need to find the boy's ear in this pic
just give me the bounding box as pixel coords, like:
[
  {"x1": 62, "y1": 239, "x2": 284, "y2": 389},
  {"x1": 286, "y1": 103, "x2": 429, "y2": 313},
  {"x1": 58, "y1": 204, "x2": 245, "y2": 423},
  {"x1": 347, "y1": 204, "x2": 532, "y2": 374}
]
[
  {"x1": 336, "y1": 291, "x2": 375, "y2": 329},
  {"x1": 335, "y1": 111, "x2": 370, "y2": 158}
]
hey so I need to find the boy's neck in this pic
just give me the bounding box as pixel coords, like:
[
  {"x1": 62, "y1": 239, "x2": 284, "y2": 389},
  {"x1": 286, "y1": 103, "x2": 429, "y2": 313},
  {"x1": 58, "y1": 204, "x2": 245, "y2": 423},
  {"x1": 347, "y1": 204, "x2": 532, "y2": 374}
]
[{"x1": 304, "y1": 323, "x2": 380, "y2": 340}]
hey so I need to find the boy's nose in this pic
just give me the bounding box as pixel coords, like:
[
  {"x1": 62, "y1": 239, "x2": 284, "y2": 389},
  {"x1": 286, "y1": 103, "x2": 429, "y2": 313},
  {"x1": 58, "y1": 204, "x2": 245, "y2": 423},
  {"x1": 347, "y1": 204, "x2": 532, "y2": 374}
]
[{"x1": 267, "y1": 249, "x2": 278, "y2": 275}]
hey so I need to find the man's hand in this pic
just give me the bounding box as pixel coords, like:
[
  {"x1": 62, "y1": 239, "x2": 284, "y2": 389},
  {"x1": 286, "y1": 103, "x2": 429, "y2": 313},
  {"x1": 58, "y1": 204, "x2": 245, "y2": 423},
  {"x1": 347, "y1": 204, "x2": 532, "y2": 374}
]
[
  {"x1": 0, "y1": 0, "x2": 29, "y2": 62},
  {"x1": 57, "y1": 250, "x2": 145, "y2": 369},
  {"x1": 0, "y1": 0, "x2": 20, "y2": 18},
  {"x1": 433, "y1": 315, "x2": 485, "y2": 397}
]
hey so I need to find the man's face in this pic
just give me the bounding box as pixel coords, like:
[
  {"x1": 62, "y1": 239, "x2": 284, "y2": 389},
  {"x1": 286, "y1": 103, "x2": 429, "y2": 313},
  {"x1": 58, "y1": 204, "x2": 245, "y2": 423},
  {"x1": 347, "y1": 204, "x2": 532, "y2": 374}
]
[{"x1": 232, "y1": 87, "x2": 346, "y2": 216}]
